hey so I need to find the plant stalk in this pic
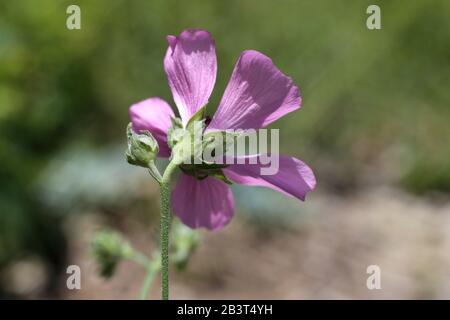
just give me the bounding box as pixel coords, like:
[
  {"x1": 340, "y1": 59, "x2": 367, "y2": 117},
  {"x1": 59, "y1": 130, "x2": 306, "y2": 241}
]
[{"x1": 159, "y1": 161, "x2": 178, "y2": 300}]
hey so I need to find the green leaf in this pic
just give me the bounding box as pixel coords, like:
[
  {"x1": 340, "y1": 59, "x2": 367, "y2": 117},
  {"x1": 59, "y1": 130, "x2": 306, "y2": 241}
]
[{"x1": 167, "y1": 117, "x2": 184, "y2": 148}]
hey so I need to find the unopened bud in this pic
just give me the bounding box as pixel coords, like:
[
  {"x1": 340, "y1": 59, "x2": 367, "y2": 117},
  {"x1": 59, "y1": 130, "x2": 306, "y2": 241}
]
[
  {"x1": 125, "y1": 123, "x2": 159, "y2": 168},
  {"x1": 90, "y1": 230, "x2": 133, "y2": 278}
]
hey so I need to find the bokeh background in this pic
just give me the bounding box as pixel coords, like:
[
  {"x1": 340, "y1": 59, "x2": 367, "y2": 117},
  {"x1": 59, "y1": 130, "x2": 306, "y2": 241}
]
[{"x1": 1, "y1": 0, "x2": 449, "y2": 299}]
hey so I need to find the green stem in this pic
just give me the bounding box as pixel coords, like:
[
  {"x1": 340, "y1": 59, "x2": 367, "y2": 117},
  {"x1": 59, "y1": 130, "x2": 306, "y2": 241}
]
[
  {"x1": 148, "y1": 161, "x2": 162, "y2": 184},
  {"x1": 130, "y1": 251, "x2": 151, "y2": 269},
  {"x1": 139, "y1": 261, "x2": 160, "y2": 300},
  {"x1": 159, "y1": 160, "x2": 178, "y2": 300}
]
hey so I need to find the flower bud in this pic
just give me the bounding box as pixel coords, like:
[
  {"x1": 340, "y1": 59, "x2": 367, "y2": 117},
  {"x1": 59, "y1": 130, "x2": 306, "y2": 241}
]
[
  {"x1": 171, "y1": 221, "x2": 200, "y2": 270},
  {"x1": 90, "y1": 230, "x2": 133, "y2": 278},
  {"x1": 125, "y1": 123, "x2": 159, "y2": 168}
]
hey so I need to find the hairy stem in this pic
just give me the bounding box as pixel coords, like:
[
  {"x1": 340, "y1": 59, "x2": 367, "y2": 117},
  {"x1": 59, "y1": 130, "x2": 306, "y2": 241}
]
[{"x1": 159, "y1": 161, "x2": 178, "y2": 300}]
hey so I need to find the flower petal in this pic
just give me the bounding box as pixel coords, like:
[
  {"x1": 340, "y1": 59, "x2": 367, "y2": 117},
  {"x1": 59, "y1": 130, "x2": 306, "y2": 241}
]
[
  {"x1": 164, "y1": 29, "x2": 217, "y2": 126},
  {"x1": 129, "y1": 97, "x2": 174, "y2": 157},
  {"x1": 223, "y1": 155, "x2": 316, "y2": 201},
  {"x1": 208, "y1": 50, "x2": 301, "y2": 131},
  {"x1": 172, "y1": 174, "x2": 234, "y2": 230}
]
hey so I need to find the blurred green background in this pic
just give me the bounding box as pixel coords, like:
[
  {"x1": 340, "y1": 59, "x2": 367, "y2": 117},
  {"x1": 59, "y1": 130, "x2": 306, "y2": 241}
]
[{"x1": 0, "y1": 0, "x2": 449, "y2": 298}]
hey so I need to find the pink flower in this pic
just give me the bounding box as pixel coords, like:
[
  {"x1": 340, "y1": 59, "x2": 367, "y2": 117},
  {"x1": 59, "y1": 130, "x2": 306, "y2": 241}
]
[{"x1": 129, "y1": 29, "x2": 316, "y2": 230}]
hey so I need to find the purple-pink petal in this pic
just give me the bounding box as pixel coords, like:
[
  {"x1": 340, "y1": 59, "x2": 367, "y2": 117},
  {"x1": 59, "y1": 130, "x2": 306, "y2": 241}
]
[
  {"x1": 129, "y1": 97, "x2": 174, "y2": 157},
  {"x1": 172, "y1": 174, "x2": 234, "y2": 230},
  {"x1": 208, "y1": 50, "x2": 301, "y2": 131},
  {"x1": 164, "y1": 29, "x2": 217, "y2": 127},
  {"x1": 223, "y1": 155, "x2": 316, "y2": 201}
]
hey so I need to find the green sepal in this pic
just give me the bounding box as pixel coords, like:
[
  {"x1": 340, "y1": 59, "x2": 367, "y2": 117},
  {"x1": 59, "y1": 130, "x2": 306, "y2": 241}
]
[
  {"x1": 209, "y1": 169, "x2": 233, "y2": 185},
  {"x1": 202, "y1": 130, "x2": 242, "y2": 163},
  {"x1": 180, "y1": 163, "x2": 233, "y2": 185},
  {"x1": 167, "y1": 117, "x2": 184, "y2": 149},
  {"x1": 170, "y1": 111, "x2": 205, "y2": 165},
  {"x1": 186, "y1": 105, "x2": 206, "y2": 130}
]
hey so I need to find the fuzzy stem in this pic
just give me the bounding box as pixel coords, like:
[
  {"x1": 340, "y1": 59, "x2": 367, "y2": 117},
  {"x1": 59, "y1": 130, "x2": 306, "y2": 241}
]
[{"x1": 159, "y1": 160, "x2": 178, "y2": 300}]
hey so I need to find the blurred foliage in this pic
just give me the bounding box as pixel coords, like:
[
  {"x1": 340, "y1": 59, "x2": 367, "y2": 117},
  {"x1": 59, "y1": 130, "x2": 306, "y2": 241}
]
[
  {"x1": 90, "y1": 230, "x2": 135, "y2": 278},
  {"x1": 0, "y1": 0, "x2": 449, "y2": 295},
  {"x1": 171, "y1": 222, "x2": 201, "y2": 271},
  {"x1": 91, "y1": 222, "x2": 199, "y2": 282}
]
